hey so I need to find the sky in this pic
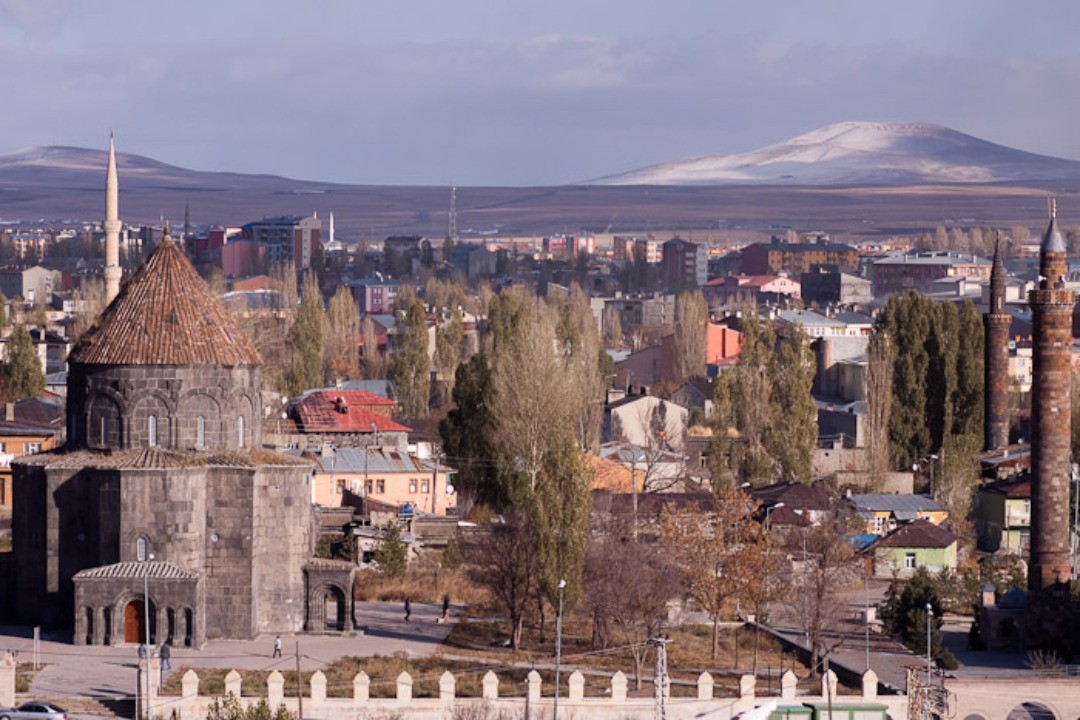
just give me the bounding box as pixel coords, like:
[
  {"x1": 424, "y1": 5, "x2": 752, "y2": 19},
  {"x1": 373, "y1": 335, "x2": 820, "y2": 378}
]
[{"x1": 3, "y1": 0, "x2": 1080, "y2": 186}]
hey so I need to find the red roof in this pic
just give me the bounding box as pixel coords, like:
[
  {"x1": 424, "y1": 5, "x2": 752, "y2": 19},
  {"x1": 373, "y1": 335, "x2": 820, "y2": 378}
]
[{"x1": 294, "y1": 390, "x2": 409, "y2": 434}]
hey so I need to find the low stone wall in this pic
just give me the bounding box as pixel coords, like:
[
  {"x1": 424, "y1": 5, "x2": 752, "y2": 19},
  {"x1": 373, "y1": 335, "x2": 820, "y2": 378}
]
[{"x1": 137, "y1": 660, "x2": 906, "y2": 720}]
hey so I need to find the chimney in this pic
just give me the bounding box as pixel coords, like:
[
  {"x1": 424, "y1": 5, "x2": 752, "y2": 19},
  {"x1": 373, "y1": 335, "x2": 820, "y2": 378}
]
[{"x1": 5, "y1": 402, "x2": 13, "y2": 421}]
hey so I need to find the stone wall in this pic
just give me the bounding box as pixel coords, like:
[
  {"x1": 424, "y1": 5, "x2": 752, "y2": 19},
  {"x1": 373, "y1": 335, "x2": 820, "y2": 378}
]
[
  {"x1": 67, "y1": 364, "x2": 262, "y2": 451},
  {"x1": 140, "y1": 666, "x2": 904, "y2": 720}
]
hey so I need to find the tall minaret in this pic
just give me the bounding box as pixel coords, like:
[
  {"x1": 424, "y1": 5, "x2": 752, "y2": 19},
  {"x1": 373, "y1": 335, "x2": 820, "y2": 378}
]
[
  {"x1": 983, "y1": 235, "x2": 1010, "y2": 451},
  {"x1": 329, "y1": 212, "x2": 335, "y2": 246},
  {"x1": 103, "y1": 135, "x2": 122, "y2": 306},
  {"x1": 1028, "y1": 199, "x2": 1074, "y2": 595}
]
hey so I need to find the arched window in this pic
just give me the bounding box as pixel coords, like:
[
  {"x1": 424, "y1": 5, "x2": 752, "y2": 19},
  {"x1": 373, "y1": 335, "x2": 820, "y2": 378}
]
[
  {"x1": 148, "y1": 415, "x2": 158, "y2": 447},
  {"x1": 237, "y1": 415, "x2": 245, "y2": 448},
  {"x1": 136, "y1": 536, "x2": 148, "y2": 562},
  {"x1": 196, "y1": 416, "x2": 205, "y2": 449}
]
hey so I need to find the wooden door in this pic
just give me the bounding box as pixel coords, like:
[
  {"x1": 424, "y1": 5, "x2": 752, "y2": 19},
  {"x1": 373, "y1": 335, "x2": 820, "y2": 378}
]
[{"x1": 124, "y1": 600, "x2": 144, "y2": 643}]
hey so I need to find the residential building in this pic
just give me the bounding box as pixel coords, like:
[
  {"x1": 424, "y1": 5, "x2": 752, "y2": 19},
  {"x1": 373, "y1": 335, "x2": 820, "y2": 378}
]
[
  {"x1": 604, "y1": 293, "x2": 676, "y2": 330},
  {"x1": 348, "y1": 275, "x2": 399, "y2": 314},
  {"x1": 750, "y1": 481, "x2": 833, "y2": 525},
  {"x1": 240, "y1": 214, "x2": 321, "y2": 270},
  {"x1": 703, "y1": 274, "x2": 801, "y2": 309},
  {"x1": 800, "y1": 264, "x2": 873, "y2": 307},
  {"x1": 775, "y1": 309, "x2": 868, "y2": 338},
  {"x1": 741, "y1": 240, "x2": 859, "y2": 276},
  {"x1": 661, "y1": 238, "x2": 707, "y2": 289},
  {"x1": 848, "y1": 494, "x2": 948, "y2": 535},
  {"x1": 0, "y1": 266, "x2": 61, "y2": 303},
  {"x1": 543, "y1": 234, "x2": 595, "y2": 259},
  {"x1": 871, "y1": 251, "x2": 992, "y2": 296},
  {"x1": 277, "y1": 389, "x2": 411, "y2": 450},
  {"x1": 613, "y1": 236, "x2": 662, "y2": 264},
  {"x1": 975, "y1": 475, "x2": 1031, "y2": 555},
  {"x1": 671, "y1": 378, "x2": 714, "y2": 417},
  {"x1": 0, "y1": 399, "x2": 63, "y2": 509},
  {"x1": 312, "y1": 446, "x2": 456, "y2": 516},
  {"x1": 603, "y1": 392, "x2": 688, "y2": 451},
  {"x1": 863, "y1": 519, "x2": 958, "y2": 578}
]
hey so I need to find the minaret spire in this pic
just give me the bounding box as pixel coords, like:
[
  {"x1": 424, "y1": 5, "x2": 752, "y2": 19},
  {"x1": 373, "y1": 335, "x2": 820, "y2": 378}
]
[
  {"x1": 103, "y1": 134, "x2": 122, "y2": 306},
  {"x1": 983, "y1": 232, "x2": 1009, "y2": 451}
]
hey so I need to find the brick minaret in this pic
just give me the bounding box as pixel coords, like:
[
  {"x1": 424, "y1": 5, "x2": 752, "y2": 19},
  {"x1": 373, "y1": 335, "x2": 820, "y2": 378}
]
[
  {"x1": 984, "y1": 236, "x2": 1010, "y2": 451},
  {"x1": 1028, "y1": 201, "x2": 1074, "y2": 594}
]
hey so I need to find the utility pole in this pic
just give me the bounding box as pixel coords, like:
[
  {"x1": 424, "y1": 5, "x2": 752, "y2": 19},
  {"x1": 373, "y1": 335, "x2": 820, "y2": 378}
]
[
  {"x1": 864, "y1": 571, "x2": 871, "y2": 672},
  {"x1": 554, "y1": 579, "x2": 566, "y2": 720},
  {"x1": 295, "y1": 641, "x2": 304, "y2": 720},
  {"x1": 648, "y1": 636, "x2": 670, "y2": 720}
]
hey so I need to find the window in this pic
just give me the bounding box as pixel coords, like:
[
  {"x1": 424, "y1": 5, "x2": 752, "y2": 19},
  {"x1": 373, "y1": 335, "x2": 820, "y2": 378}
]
[
  {"x1": 148, "y1": 416, "x2": 157, "y2": 447},
  {"x1": 376, "y1": 480, "x2": 385, "y2": 494},
  {"x1": 0, "y1": 442, "x2": 6, "y2": 452},
  {"x1": 365, "y1": 480, "x2": 373, "y2": 494},
  {"x1": 421, "y1": 479, "x2": 430, "y2": 493},
  {"x1": 409, "y1": 479, "x2": 418, "y2": 494},
  {"x1": 237, "y1": 416, "x2": 245, "y2": 448},
  {"x1": 904, "y1": 553, "x2": 917, "y2": 570},
  {"x1": 196, "y1": 416, "x2": 205, "y2": 449},
  {"x1": 336, "y1": 479, "x2": 345, "y2": 494},
  {"x1": 136, "y1": 536, "x2": 148, "y2": 563},
  {"x1": 24, "y1": 442, "x2": 40, "y2": 455}
]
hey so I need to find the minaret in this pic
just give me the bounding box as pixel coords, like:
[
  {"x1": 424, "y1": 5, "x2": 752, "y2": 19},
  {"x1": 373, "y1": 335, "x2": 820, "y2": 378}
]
[
  {"x1": 103, "y1": 135, "x2": 122, "y2": 306},
  {"x1": 329, "y1": 212, "x2": 335, "y2": 246},
  {"x1": 983, "y1": 235, "x2": 1010, "y2": 451},
  {"x1": 1028, "y1": 199, "x2": 1074, "y2": 596}
]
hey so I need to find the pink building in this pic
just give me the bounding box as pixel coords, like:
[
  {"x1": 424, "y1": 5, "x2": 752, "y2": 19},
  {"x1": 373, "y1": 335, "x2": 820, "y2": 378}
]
[{"x1": 312, "y1": 446, "x2": 457, "y2": 516}]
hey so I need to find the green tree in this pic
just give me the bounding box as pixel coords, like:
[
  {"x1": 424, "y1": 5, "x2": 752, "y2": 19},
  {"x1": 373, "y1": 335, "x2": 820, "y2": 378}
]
[
  {"x1": 282, "y1": 271, "x2": 324, "y2": 397},
  {"x1": 390, "y1": 287, "x2": 431, "y2": 418},
  {"x1": 2, "y1": 324, "x2": 44, "y2": 401},
  {"x1": 531, "y1": 416, "x2": 592, "y2": 609},
  {"x1": 373, "y1": 522, "x2": 408, "y2": 578},
  {"x1": 880, "y1": 566, "x2": 943, "y2": 657},
  {"x1": 765, "y1": 325, "x2": 817, "y2": 482},
  {"x1": 439, "y1": 354, "x2": 503, "y2": 511}
]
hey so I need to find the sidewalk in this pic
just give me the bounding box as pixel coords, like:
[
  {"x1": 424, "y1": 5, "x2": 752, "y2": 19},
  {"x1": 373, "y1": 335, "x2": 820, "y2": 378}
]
[{"x1": 0, "y1": 601, "x2": 460, "y2": 701}]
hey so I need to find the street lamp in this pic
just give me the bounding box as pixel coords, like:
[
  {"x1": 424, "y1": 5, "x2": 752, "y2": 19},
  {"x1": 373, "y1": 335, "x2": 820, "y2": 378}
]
[
  {"x1": 764, "y1": 502, "x2": 785, "y2": 528},
  {"x1": 864, "y1": 572, "x2": 871, "y2": 672},
  {"x1": 554, "y1": 578, "x2": 566, "y2": 720},
  {"x1": 142, "y1": 552, "x2": 155, "y2": 720},
  {"x1": 925, "y1": 603, "x2": 933, "y2": 684}
]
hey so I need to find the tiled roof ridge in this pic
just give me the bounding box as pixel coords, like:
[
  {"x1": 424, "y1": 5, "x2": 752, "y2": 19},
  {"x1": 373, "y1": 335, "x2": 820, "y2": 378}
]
[{"x1": 68, "y1": 237, "x2": 262, "y2": 367}]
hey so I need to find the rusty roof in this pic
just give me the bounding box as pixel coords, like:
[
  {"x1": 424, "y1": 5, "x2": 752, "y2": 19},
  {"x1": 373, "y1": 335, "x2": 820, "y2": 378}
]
[{"x1": 68, "y1": 236, "x2": 262, "y2": 367}]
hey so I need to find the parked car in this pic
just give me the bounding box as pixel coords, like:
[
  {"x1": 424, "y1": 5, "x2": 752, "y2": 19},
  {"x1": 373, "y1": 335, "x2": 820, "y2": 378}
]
[{"x1": 0, "y1": 703, "x2": 67, "y2": 720}]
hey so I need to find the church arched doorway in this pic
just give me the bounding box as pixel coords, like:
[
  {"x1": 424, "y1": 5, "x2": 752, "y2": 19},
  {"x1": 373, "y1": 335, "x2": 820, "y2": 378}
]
[
  {"x1": 124, "y1": 599, "x2": 144, "y2": 643},
  {"x1": 323, "y1": 586, "x2": 346, "y2": 631},
  {"x1": 123, "y1": 598, "x2": 156, "y2": 644},
  {"x1": 1007, "y1": 702, "x2": 1057, "y2": 720}
]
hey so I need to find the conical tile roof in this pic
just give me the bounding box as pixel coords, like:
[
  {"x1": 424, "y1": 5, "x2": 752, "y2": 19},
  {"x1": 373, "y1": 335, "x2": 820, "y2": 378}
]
[{"x1": 69, "y1": 236, "x2": 262, "y2": 366}]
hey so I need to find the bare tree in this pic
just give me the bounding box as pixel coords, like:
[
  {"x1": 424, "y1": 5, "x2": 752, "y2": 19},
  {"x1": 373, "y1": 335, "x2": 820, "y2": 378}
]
[
  {"x1": 585, "y1": 536, "x2": 681, "y2": 689},
  {"x1": 786, "y1": 509, "x2": 859, "y2": 676},
  {"x1": 360, "y1": 315, "x2": 388, "y2": 379},
  {"x1": 71, "y1": 275, "x2": 106, "y2": 345},
  {"x1": 661, "y1": 486, "x2": 766, "y2": 660},
  {"x1": 467, "y1": 514, "x2": 537, "y2": 651},
  {"x1": 673, "y1": 291, "x2": 708, "y2": 384},
  {"x1": 324, "y1": 285, "x2": 361, "y2": 383}
]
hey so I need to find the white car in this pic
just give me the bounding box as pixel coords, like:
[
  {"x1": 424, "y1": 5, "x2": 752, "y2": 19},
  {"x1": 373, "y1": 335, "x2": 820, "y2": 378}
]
[{"x1": 0, "y1": 703, "x2": 68, "y2": 720}]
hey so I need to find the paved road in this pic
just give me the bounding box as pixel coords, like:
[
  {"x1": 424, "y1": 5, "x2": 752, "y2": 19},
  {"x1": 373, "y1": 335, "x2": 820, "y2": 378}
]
[{"x1": 0, "y1": 601, "x2": 460, "y2": 701}]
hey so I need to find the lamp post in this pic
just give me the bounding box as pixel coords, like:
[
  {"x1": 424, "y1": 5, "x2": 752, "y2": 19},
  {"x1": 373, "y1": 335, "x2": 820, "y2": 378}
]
[
  {"x1": 554, "y1": 578, "x2": 566, "y2": 720},
  {"x1": 925, "y1": 603, "x2": 933, "y2": 684},
  {"x1": 864, "y1": 572, "x2": 870, "y2": 672},
  {"x1": 764, "y1": 502, "x2": 785, "y2": 528},
  {"x1": 142, "y1": 552, "x2": 155, "y2": 720}
]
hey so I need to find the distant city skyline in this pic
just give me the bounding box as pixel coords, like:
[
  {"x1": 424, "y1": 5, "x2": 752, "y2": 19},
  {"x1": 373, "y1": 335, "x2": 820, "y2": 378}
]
[{"x1": 3, "y1": 0, "x2": 1080, "y2": 186}]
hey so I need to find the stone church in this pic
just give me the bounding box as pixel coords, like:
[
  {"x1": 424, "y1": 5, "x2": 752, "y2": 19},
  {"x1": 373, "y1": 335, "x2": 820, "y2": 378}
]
[{"x1": 8, "y1": 140, "x2": 354, "y2": 647}]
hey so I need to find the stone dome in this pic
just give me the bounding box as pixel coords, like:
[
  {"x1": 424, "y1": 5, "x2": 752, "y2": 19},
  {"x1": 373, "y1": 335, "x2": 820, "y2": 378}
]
[{"x1": 66, "y1": 234, "x2": 263, "y2": 451}]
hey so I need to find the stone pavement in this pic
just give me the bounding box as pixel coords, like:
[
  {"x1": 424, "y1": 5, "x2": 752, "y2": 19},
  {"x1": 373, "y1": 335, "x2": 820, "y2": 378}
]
[{"x1": 0, "y1": 601, "x2": 460, "y2": 703}]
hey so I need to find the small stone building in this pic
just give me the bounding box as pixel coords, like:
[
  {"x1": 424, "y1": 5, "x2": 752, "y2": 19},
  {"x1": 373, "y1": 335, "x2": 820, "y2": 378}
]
[{"x1": 10, "y1": 234, "x2": 347, "y2": 646}]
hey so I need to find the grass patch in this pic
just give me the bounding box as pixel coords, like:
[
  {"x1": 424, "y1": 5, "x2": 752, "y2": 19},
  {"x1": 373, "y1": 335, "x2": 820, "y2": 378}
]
[
  {"x1": 16, "y1": 663, "x2": 40, "y2": 693},
  {"x1": 353, "y1": 557, "x2": 491, "y2": 608}
]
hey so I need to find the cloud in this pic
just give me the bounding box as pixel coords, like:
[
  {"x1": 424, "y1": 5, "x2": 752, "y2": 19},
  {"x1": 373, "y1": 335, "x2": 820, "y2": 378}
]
[
  {"x1": 3, "y1": 30, "x2": 1080, "y2": 185},
  {"x1": 0, "y1": 0, "x2": 73, "y2": 33}
]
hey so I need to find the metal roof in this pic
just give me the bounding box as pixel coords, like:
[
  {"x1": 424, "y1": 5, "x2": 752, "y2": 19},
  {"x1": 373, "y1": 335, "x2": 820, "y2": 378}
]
[
  {"x1": 848, "y1": 493, "x2": 943, "y2": 513},
  {"x1": 316, "y1": 446, "x2": 452, "y2": 475}
]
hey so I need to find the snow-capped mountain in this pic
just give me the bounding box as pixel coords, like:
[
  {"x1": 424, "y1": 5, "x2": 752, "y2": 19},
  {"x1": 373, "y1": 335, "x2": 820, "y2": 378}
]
[{"x1": 590, "y1": 122, "x2": 1080, "y2": 186}]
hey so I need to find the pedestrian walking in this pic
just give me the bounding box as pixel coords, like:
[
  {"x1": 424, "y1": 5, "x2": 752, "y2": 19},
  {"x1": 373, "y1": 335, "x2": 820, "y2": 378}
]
[
  {"x1": 404, "y1": 596, "x2": 412, "y2": 622},
  {"x1": 160, "y1": 641, "x2": 172, "y2": 670},
  {"x1": 137, "y1": 643, "x2": 147, "y2": 660},
  {"x1": 440, "y1": 594, "x2": 450, "y2": 623},
  {"x1": 272, "y1": 634, "x2": 282, "y2": 658}
]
